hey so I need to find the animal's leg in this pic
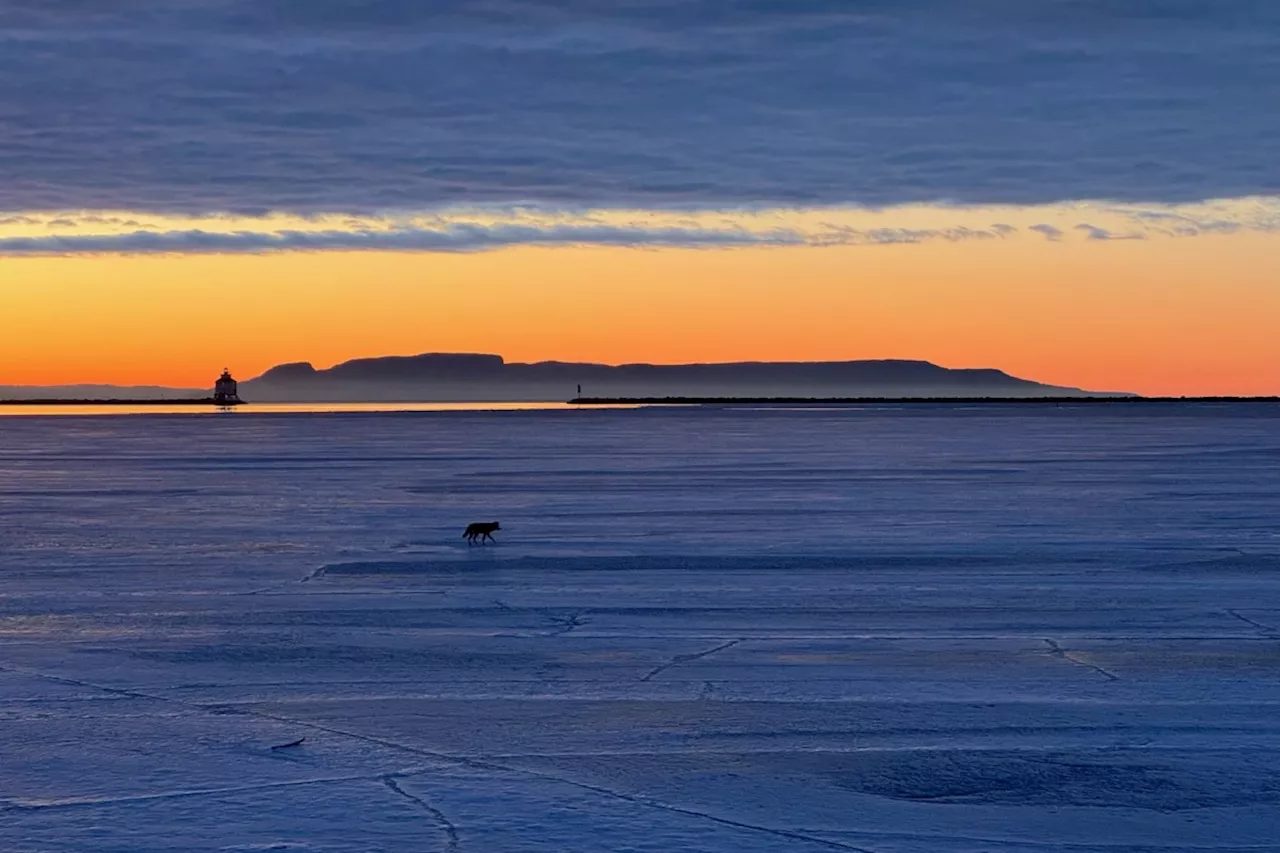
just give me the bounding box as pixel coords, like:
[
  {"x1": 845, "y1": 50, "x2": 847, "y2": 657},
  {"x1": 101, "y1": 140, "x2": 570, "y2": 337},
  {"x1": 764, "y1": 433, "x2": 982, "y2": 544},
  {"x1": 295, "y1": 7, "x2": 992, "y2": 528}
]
[{"x1": 483, "y1": 532, "x2": 495, "y2": 543}]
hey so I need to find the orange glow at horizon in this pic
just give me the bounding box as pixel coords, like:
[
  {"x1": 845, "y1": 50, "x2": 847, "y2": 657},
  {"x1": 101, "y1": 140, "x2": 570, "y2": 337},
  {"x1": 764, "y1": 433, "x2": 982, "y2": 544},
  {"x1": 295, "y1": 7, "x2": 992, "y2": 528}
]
[{"x1": 1, "y1": 232, "x2": 1277, "y2": 396}]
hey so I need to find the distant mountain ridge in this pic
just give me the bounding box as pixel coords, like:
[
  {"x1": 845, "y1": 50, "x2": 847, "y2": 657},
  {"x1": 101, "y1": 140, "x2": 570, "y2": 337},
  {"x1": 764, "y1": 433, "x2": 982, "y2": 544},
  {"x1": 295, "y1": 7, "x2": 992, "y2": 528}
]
[
  {"x1": 0, "y1": 384, "x2": 206, "y2": 401},
  {"x1": 0, "y1": 354, "x2": 1130, "y2": 402},
  {"x1": 239, "y1": 353, "x2": 1126, "y2": 401}
]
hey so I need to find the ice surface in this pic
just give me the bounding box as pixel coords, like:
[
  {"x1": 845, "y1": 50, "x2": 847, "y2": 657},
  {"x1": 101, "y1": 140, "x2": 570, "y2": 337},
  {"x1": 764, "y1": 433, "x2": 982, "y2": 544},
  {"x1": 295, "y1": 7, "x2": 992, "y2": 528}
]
[{"x1": 1, "y1": 404, "x2": 1278, "y2": 852}]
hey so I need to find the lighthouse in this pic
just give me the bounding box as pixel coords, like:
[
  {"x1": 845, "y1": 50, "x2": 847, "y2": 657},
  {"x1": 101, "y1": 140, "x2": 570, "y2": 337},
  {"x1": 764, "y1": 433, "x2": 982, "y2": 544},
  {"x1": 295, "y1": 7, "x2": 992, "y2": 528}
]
[{"x1": 213, "y1": 369, "x2": 242, "y2": 405}]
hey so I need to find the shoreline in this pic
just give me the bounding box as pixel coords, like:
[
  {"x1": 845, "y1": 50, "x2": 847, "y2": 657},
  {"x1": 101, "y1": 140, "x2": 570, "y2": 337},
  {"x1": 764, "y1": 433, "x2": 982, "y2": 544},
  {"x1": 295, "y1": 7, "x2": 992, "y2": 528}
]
[
  {"x1": 0, "y1": 398, "x2": 241, "y2": 406},
  {"x1": 567, "y1": 395, "x2": 1280, "y2": 405},
  {"x1": 3, "y1": 396, "x2": 1277, "y2": 411}
]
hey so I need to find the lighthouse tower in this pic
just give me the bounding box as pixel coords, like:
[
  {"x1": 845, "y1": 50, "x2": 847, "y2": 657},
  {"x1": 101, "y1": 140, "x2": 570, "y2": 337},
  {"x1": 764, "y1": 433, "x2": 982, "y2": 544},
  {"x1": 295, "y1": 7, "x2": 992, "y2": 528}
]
[{"x1": 213, "y1": 369, "x2": 241, "y2": 404}]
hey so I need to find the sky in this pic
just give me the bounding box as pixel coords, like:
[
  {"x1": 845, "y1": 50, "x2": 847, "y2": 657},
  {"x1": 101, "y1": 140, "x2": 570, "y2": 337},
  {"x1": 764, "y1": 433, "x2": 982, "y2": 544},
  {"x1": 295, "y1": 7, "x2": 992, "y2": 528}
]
[{"x1": 1, "y1": 1, "x2": 1277, "y2": 394}]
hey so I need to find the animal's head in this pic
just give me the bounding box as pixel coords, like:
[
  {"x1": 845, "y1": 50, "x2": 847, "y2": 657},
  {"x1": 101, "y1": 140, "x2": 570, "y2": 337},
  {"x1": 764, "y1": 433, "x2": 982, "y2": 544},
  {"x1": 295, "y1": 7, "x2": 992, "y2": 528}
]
[{"x1": 492, "y1": 522, "x2": 501, "y2": 530}]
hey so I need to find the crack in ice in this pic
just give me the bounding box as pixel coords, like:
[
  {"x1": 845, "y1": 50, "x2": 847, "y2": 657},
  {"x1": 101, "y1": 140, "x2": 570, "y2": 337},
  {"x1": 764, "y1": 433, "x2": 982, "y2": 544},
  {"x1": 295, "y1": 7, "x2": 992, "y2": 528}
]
[
  {"x1": 238, "y1": 709, "x2": 879, "y2": 851},
  {"x1": 546, "y1": 611, "x2": 589, "y2": 637},
  {"x1": 0, "y1": 661, "x2": 166, "y2": 702},
  {"x1": 1042, "y1": 639, "x2": 1120, "y2": 682},
  {"x1": 490, "y1": 600, "x2": 590, "y2": 637},
  {"x1": 641, "y1": 639, "x2": 742, "y2": 682},
  {"x1": 383, "y1": 775, "x2": 461, "y2": 852},
  {"x1": 486, "y1": 766, "x2": 881, "y2": 853},
  {"x1": 1225, "y1": 609, "x2": 1280, "y2": 637},
  {"x1": 2, "y1": 770, "x2": 419, "y2": 812}
]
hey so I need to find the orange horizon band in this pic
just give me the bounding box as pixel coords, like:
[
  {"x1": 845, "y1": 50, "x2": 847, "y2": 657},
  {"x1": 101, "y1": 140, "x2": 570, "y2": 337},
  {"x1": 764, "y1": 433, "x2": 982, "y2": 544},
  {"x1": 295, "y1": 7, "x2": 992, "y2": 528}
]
[{"x1": 1, "y1": 232, "x2": 1277, "y2": 397}]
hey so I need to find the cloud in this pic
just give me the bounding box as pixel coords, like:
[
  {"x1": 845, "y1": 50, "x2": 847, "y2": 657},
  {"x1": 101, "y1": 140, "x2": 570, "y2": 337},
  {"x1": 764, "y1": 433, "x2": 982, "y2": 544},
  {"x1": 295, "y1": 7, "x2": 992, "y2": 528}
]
[
  {"x1": 0, "y1": 1, "x2": 1277, "y2": 214},
  {"x1": 1074, "y1": 223, "x2": 1144, "y2": 241},
  {"x1": 1075, "y1": 223, "x2": 1110, "y2": 240},
  {"x1": 0, "y1": 198, "x2": 1276, "y2": 256},
  {"x1": 0, "y1": 219, "x2": 1019, "y2": 256},
  {"x1": 0, "y1": 223, "x2": 804, "y2": 255}
]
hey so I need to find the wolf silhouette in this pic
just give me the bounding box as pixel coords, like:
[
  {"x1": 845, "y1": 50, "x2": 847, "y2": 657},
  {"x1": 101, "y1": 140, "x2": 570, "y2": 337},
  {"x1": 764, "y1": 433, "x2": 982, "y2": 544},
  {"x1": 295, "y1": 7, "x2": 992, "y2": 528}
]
[{"x1": 463, "y1": 521, "x2": 501, "y2": 544}]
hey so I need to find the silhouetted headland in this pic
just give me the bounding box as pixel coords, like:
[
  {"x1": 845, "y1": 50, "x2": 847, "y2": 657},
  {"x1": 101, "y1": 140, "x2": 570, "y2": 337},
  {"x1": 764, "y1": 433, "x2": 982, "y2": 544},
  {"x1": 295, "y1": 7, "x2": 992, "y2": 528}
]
[
  {"x1": 237, "y1": 353, "x2": 1133, "y2": 401},
  {"x1": 1, "y1": 355, "x2": 1154, "y2": 403}
]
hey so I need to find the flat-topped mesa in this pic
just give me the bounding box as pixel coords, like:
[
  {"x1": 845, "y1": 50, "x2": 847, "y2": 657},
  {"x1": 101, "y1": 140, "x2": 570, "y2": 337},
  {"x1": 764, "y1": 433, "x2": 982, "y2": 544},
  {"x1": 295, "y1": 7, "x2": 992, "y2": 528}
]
[
  {"x1": 255, "y1": 361, "x2": 317, "y2": 382},
  {"x1": 255, "y1": 354, "x2": 505, "y2": 385},
  {"x1": 326, "y1": 353, "x2": 505, "y2": 381}
]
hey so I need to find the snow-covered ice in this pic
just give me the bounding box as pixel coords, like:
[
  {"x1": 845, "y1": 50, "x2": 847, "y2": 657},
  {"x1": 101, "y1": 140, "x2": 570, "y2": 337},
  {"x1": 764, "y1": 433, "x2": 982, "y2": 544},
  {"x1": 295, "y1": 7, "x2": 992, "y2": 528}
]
[{"x1": 1, "y1": 404, "x2": 1278, "y2": 852}]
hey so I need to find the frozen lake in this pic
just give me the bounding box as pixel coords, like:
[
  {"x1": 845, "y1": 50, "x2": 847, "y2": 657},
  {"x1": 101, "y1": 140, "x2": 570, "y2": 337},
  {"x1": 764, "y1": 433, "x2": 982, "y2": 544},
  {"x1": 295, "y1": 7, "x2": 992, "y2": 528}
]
[{"x1": 1, "y1": 405, "x2": 1278, "y2": 852}]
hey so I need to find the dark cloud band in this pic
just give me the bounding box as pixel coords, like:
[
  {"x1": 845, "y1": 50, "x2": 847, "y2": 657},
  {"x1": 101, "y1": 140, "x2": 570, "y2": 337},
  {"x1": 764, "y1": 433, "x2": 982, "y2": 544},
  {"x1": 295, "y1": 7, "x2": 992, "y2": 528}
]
[{"x1": 0, "y1": 1, "x2": 1277, "y2": 214}]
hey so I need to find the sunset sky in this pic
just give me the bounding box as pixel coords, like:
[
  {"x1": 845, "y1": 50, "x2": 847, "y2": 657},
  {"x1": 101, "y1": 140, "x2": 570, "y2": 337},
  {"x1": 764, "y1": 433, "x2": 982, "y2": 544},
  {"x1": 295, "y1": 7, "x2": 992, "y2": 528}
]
[{"x1": 2, "y1": 2, "x2": 1277, "y2": 396}]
